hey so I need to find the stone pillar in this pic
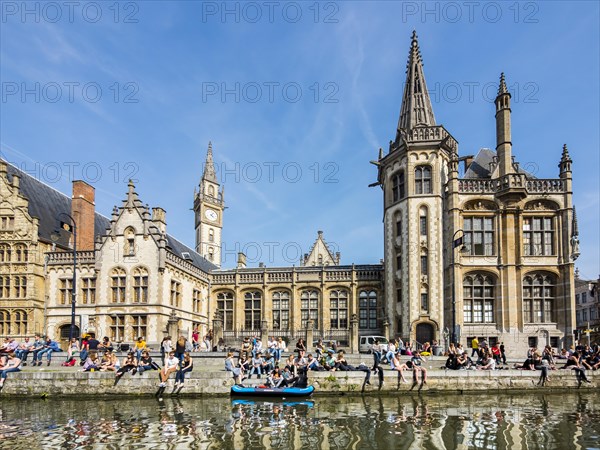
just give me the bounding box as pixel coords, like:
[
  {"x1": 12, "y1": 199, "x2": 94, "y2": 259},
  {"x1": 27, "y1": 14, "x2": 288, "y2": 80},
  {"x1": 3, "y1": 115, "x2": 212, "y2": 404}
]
[
  {"x1": 213, "y1": 312, "x2": 223, "y2": 351},
  {"x1": 383, "y1": 319, "x2": 390, "y2": 339},
  {"x1": 350, "y1": 314, "x2": 359, "y2": 353},
  {"x1": 167, "y1": 311, "x2": 179, "y2": 339},
  {"x1": 305, "y1": 319, "x2": 314, "y2": 351},
  {"x1": 261, "y1": 319, "x2": 269, "y2": 347}
]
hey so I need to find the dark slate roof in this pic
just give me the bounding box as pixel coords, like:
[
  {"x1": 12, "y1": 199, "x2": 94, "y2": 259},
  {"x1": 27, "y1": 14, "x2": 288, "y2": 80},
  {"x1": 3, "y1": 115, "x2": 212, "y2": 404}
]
[
  {"x1": 166, "y1": 235, "x2": 218, "y2": 272},
  {"x1": 463, "y1": 148, "x2": 536, "y2": 179},
  {"x1": 5, "y1": 161, "x2": 110, "y2": 248},
  {"x1": 4, "y1": 160, "x2": 217, "y2": 273}
]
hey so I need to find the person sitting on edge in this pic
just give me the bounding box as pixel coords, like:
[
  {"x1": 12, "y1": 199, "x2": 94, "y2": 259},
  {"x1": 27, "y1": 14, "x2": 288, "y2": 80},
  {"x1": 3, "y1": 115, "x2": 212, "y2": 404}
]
[
  {"x1": 114, "y1": 352, "x2": 138, "y2": 384},
  {"x1": 307, "y1": 353, "x2": 325, "y2": 371},
  {"x1": 262, "y1": 352, "x2": 275, "y2": 374},
  {"x1": 138, "y1": 350, "x2": 160, "y2": 374},
  {"x1": 36, "y1": 338, "x2": 61, "y2": 366},
  {"x1": 411, "y1": 351, "x2": 428, "y2": 384},
  {"x1": 421, "y1": 342, "x2": 432, "y2": 356},
  {"x1": 224, "y1": 352, "x2": 235, "y2": 372},
  {"x1": 248, "y1": 352, "x2": 263, "y2": 379},
  {"x1": 159, "y1": 351, "x2": 179, "y2": 387},
  {"x1": 323, "y1": 350, "x2": 336, "y2": 371},
  {"x1": 392, "y1": 352, "x2": 411, "y2": 382},
  {"x1": 15, "y1": 337, "x2": 32, "y2": 366},
  {"x1": 98, "y1": 336, "x2": 114, "y2": 353},
  {"x1": 174, "y1": 352, "x2": 193, "y2": 388},
  {"x1": 134, "y1": 337, "x2": 146, "y2": 361},
  {"x1": 333, "y1": 350, "x2": 352, "y2": 371},
  {"x1": 240, "y1": 337, "x2": 251, "y2": 360},
  {"x1": 294, "y1": 350, "x2": 308, "y2": 372},
  {"x1": 100, "y1": 350, "x2": 118, "y2": 372},
  {"x1": 267, "y1": 367, "x2": 284, "y2": 388},
  {"x1": 478, "y1": 350, "x2": 496, "y2": 370},
  {"x1": 0, "y1": 352, "x2": 22, "y2": 391},
  {"x1": 82, "y1": 351, "x2": 100, "y2": 372}
]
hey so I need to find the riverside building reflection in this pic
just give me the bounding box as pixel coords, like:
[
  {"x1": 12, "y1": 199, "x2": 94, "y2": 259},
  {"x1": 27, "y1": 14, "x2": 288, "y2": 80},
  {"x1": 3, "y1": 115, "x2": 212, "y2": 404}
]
[{"x1": 0, "y1": 393, "x2": 598, "y2": 449}]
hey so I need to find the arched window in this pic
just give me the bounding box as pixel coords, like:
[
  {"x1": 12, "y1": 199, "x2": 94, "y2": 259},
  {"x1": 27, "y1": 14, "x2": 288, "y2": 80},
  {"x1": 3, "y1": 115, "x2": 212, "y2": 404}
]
[
  {"x1": 208, "y1": 185, "x2": 215, "y2": 197},
  {"x1": 392, "y1": 171, "x2": 405, "y2": 202},
  {"x1": 420, "y1": 287, "x2": 429, "y2": 312},
  {"x1": 133, "y1": 267, "x2": 148, "y2": 303},
  {"x1": 124, "y1": 227, "x2": 136, "y2": 257},
  {"x1": 217, "y1": 292, "x2": 234, "y2": 330},
  {"x1": 208, "y1": 247, "x2": 214, "y2": 262},
  {"x1": 0, "y1": 310, "x2": 10, "y2": 335},
  {"x1": 244, "y1": 291, "x2": 262, "y2": 330},
  {"x1": 272, "y1": 291, "x2": 290, "y2": 330},
  {"x1": 301, "y1": 290, "x2": 319, "y2": 329},
  {"x1": 415, "y1": 165, "x2": 432, "y2": 194},
  {"x1": 419, "y1": 206, "x2": 428, "y2": 237},
  {"x1": 523, "y1": 274, "x2": 555, "y2": 323},
  {"x1": 329, "y1": 290, "x2": 348, "y2": 329},
  {"x1": 0, "y1": 244, "x2": 11, "y2": 262},
  {"x1": 14, "y1": 310, "x2": 27, "y2": 335},
  {"x1": 208, "y1": 228, "x2": 215, "y2": 242},
  {"x1": 359, "y1": 290, "x2": 378, "y2": 329},
  {"x1": 463, "y1": 274, "x2": 495, "y2": 323},
  {"x1": 111, "y1": 268, "x2": 127, "y2": 303}
]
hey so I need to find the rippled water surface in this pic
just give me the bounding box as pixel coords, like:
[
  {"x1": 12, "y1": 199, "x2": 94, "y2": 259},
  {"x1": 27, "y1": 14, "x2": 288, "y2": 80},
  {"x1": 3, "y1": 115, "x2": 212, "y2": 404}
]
[{"x1": 1, "y1": 392, "x2": 599, "y2": 449}]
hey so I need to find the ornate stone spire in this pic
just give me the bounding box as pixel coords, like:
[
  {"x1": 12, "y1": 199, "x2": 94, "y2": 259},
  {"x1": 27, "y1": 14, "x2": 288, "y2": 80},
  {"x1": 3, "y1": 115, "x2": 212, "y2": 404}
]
[
  {"x1": 559, "y1": 144, "x2": 572, "y2": 175},
  {"x1": 572, "y1": 205, "x2": 579, "y2": 237},
  {"x1": 396, "y1": 30, "x2": 436, "y2": 140},
  {"x1": 495, "y1": 72, "x2": 513, "y2": 176},
  {"x1": 498, "y1": 72, "x2": 508, "y2": 95},
  {"x1": 202, "y1": 141, "x2": 218, "y2": 183}
]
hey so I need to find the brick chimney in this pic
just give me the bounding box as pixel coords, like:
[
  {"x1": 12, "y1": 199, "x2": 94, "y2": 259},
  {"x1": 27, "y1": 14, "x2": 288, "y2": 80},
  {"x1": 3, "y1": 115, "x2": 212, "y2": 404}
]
[{"x1": 71, "y1": 180, "x2": 95, "y2": 250}]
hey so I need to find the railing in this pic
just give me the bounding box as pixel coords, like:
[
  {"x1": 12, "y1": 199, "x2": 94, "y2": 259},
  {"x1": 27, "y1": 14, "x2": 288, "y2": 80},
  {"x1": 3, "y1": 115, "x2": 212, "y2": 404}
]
[
  {"x1": 356, "y1": 270, "x2": 383, "y2": 281},
  {"x1": 46, "y1": 250, "x2": 95, "y2": 264},
  {"x1": 406, "y1": 125, "x2": 458, "y2": 152},
  {"x1": 267, "y1": 272, "x2": 292, "y2": 282},
  {"x1": 458, "y1": 175, "x2": 566, "y2": 194},
  {"x1": 325, "y1": 270, "x2": 351, "y2": 281},
  {"x1": 212, "y1": 273, "x2": 235, "y2": 284}
]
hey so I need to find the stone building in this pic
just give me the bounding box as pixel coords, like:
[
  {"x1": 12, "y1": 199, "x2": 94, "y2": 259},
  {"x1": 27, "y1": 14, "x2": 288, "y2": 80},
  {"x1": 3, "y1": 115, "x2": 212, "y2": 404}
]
[
  {"x1": 375, "y1": 32, "x2": 578, "y2": 352},
  {"x1": 575, "y1": 269, "x2": 600, "y2": 345},
  {"x1": 0, "y1": 32, "x2": 580, "y2": 353}
]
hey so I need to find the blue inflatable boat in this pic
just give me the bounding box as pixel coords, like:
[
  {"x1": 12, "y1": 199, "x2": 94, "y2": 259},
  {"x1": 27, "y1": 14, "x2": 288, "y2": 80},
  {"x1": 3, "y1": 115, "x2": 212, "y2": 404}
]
[{"x1": 230, "y1": 384, "x2": 315, "y2": 397}]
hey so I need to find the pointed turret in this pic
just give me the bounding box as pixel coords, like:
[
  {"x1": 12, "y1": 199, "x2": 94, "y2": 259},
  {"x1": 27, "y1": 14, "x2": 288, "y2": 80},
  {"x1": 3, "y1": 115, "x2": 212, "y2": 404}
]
[
  {"x1": 202, "y1": 141, "x2": 218, "y2": 183},
  {"x1": 495, "y1": 72, "x2": 513, "y2": 176},
  {"x1": 559, "y1": 144, "x2": 572, "y2": 177},
  {"x1": 572, "y1": 205, "x2": 579, "y2": 237},
  {"x1": 396, "y1": 31, "x2": 436, "y2": 142}
]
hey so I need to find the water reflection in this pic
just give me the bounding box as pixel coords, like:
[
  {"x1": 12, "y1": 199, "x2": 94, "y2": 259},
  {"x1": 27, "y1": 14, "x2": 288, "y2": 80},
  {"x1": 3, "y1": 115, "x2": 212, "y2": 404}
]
[{"x1": 0, "y1": 393, "x2": 599, "y2": 449}]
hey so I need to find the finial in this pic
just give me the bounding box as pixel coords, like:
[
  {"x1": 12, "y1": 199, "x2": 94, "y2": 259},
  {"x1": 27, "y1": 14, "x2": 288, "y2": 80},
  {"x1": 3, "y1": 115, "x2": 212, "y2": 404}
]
[
  {"x1": 572, "y1": 206, "x2": 579, "y2": 236},
  {"x1": 498, "y1": 72, "x2": 508, "y2": 95},
  {"x1": 561, "y1": 144, "x2": 570, "y2": 159}
]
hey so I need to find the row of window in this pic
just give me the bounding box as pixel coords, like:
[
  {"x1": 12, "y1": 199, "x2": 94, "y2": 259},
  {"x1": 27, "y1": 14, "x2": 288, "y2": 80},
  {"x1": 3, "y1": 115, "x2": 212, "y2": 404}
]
[
  {"x1": 0, "y1": 216, "x2": 15, "y2": 230},
  {"x1": 216, "y1": 289, "x2": 380, "y2": 331},
  {"x1": 463, "y1": 273, "x2": 556, "y2": 324},
  {"x1": 391, "y1": 165, "x2": 432, "y2": 202},
  {"x1": 108, "y1": 314, "x2": 147, "y2": 342},
  {"x1": 0, "y1": 244, "x2": 29, "y2": 262},
  {"x1": 577, "y1": 307, "x2": 599, "y2": 323},
  {"x1": 0, "y1": 276, "x2": 27, "y2": 298}
]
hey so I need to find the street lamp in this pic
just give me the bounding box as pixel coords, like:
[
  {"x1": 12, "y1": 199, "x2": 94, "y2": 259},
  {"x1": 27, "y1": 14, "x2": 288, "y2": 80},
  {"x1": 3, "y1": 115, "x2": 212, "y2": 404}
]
[
  {"x1": 451, "y1": 229, "x2": 467, "y2": 345},
  {"x1": 51, "y1": 214, "x2": 78, "y2": 342}
]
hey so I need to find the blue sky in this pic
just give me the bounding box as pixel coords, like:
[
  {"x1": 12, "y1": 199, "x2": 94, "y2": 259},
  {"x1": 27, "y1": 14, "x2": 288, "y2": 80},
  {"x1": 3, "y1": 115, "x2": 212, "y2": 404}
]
[{"x1": 1, "y1": 1, "x2": 599, "y2": 279}]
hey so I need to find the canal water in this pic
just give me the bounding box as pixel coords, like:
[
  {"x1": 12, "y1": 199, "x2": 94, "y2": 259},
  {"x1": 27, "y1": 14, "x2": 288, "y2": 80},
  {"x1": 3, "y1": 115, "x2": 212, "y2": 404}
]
[{"x1": 0, "y1": 392, "x2": 598, "y2": 449}]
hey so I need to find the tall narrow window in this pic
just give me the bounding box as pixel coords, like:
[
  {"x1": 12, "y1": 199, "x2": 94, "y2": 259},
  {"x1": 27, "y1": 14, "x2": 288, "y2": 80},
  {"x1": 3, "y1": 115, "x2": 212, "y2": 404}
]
[
  {"x1": 329, "y1": 290, "x2": 348, "y2": 329},
  {"x1": 464, "y1": 217, "x2": 495, "y2": 256},
  {"x1": 14, "y1": 310, "x2": 27, "y2": 335},
  {"x1": 0, "y1": 310, "x2": 10, "y2": 335},
  {"x1": 244, "y1": 291, "x2": 262, "y2": 330},
  {"x1": 420, "y1": 255, "x2": 428, "y2": 275},
  {"x1": 392, "y1": 171, "x2": 405, "y2": 202},
  {"x1": 124, "y1": 227, "x2": 136, "y2": 256},
  {"x1": 419, "y1": 207, "x2": 428, "y2": 237},
  {"x1": 415, "y1": 166, "x2": 432, "y2": 194},
  {"x1": 110, "y1": 315, "x2": 126, "y2": 342},
  {"x1": 208, "y1": 228, "x2": 215, "y2": 242},
  {"x1": 59, "y1": 278, "x2": 73, "y2": 305},
  {"x1": 396, "y1": 253, "x2": 402, "y2": 272},
  {"x1": 0, "y1": 245, "x2": 11, "y2": 262},
  {"x1": 272, "y1": 291, "x2": 290, "y2": 330},
  {"x1": 81, "y1": 278, "x2": 96, "y2": 304},
  {"x1": 208, "y1": 247, "x2": 214, "y2": 262},
  {"x1": 523, "y1": 274, "x2": 555, "y2": 323},
  {"x1": 132, "y1": 315, "x2": 147, "y2": 340},
  {"x1": 217, "y1": 292, "x2": 234, "y2": 330},
  {"x1": 111, "y1": 268, "x2": 126, "y2": 303},
  {"x1": 301, "y1": 290, "x2": 319, "y2": 329},
  {"x1": 421, "y1": 292, "x2": 429, "y2": 312},
  {"x1": 359, "y1": 290, "x2": 378, "y2": 329},
  {"x1": 523, "y1": 217, "x2": 555, "y2": 256},
  {"x1": 0, "y1": 216, "x2": 14, "y2": 230},
  {"x1": 463, "y1": 274, "x2": 495, "y2": 323},
  {"x1": 0, "y1": 276, "x2": 10, "y2": 298},
  {"x1": 14, "y1": 276, "x2": 26, "y2": 298},
  {"x1": 14, "y1": 244, "x2": 27, "y2": 262},
  {"x1": 170, "y1": 280, "x2": 182, "y2": 307},
  {"x1": 133, "y1": 267, "x2": 148, "y2": 303},
  {"x1": 193, "y1": 289, "x2": 202, "y2": 313},
  {"x1": 395, "y1": 216, "x2": 402, "y2": 237}
]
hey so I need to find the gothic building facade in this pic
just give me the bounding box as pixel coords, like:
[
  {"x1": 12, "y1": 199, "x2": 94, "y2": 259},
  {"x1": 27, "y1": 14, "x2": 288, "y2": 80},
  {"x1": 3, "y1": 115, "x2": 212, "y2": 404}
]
[{"x1": 0, "y1": 32, "x2": 578, "y2": 352}]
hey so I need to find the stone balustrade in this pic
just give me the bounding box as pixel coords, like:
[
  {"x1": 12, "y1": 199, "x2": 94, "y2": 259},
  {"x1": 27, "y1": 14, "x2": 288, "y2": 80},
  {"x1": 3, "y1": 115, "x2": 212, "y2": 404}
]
[{"x1": 458, "y1": 176, "x2": 566, "y2": 194}]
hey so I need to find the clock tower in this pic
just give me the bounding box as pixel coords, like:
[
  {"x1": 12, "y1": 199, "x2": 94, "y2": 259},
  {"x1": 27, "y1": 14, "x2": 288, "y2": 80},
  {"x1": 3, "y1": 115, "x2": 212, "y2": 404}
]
[{"x1": 194, "y1": 141, "x2": 224, "y2": 267}]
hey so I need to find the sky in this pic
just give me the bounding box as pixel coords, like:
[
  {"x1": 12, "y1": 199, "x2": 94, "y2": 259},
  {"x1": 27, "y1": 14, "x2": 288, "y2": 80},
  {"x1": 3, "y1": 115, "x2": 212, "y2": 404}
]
[{"x1": 1, "y1": 1, "x2": 599, "y2": 279}]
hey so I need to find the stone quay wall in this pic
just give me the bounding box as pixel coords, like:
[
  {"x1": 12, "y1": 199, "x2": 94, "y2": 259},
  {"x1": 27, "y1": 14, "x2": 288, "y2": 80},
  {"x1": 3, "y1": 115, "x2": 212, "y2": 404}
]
[{"x1": 2, "y1": 369, "x2": 597, "y2": 397}]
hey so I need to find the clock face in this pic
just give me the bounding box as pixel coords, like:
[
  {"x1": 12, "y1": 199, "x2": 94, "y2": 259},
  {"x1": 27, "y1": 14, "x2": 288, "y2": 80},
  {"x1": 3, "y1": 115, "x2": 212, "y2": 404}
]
[{"x1": 205, "y1": 209, "x2": 218, "y2": 222}]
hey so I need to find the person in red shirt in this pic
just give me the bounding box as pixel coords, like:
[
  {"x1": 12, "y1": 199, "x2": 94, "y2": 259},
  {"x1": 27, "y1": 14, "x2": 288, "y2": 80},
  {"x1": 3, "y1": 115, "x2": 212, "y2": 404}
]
[{"x1": 491, "y1": 343, "x2": 502, "y2": 366}]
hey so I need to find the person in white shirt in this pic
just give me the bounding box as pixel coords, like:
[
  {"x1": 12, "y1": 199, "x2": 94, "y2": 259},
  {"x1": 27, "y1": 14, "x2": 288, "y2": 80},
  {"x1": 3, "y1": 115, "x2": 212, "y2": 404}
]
[{"x1": 159, "y1": 351, "x2": 179, "y2": 387}]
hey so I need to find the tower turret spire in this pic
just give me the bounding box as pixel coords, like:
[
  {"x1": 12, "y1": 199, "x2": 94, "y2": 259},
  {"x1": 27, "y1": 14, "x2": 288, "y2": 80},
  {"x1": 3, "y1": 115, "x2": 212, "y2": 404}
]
[
  {"x1": 396, "y1": 30, "x2": 436, "y2": 142},
  {"x1": 559, "y1": 144, "x2": 572, "y2": 176},
  {"x1": 495, "y1": 72, "x2": 513, "y2": 176},
  {"x1": 202, "y1": 141, "x2": 218, "y2": 183}
]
